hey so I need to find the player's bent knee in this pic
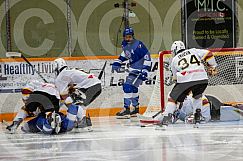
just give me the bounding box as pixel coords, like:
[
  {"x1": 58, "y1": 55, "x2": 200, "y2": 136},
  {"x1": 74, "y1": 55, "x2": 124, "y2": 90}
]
[{"x1": 168, "y1": 97, "x2": 176, "y2": 103}]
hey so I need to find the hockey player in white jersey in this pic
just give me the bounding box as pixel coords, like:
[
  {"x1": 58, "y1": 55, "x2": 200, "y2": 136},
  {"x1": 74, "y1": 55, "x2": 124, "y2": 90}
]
[
  {"x1": 6, "y1": 80, "x2": 60, "y2": 133},
  {"x1": 53, "y1": 58, "x2": 102, "y2": 128},
  {"x1": 159, "y1": 40, "x2": 218, "y2": 127}
]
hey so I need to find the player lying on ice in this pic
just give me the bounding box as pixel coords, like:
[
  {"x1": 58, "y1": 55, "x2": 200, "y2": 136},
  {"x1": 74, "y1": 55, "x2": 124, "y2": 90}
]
[
  {"x1": 6, "y1": 80, "x2": 95, "y2": 134},
  {"x1": 157, "y1": 40, "x2": 218, "y2": 127},
  {"x1": 20, "y1": 98, "x2": 86, "y2": 134},
  {"x1": 6, "y1": 57, "x2": 102, "y2": 134},
  {"x1": 112, "y1": 27, "x2": 151, "y2": 118},
  {"x1": 165, "y1": 94, "x2": 243, "y2": 124}
]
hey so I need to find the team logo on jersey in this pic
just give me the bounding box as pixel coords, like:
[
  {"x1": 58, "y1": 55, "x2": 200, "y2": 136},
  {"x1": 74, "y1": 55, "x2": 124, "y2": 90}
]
[
  {"x1": 181, "y1": 71, "x2": 187, "y2": 76},
  {"x1": 125, "y1": 50, "x2": 132, "y2": 59}
]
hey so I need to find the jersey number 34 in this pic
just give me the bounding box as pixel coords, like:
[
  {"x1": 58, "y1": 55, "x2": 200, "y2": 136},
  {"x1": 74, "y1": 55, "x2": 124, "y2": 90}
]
[{"x1": 178, "y1": 55, "x2": 200, "y2": 70}]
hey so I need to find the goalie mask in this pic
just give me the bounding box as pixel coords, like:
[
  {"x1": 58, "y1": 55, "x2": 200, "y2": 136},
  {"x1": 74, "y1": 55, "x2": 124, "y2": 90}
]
[
  {"x1": 171, "y1": 41, "x2": 185, "y2": 57},
  {"x1": 53, "y1": 58, "x2": 67, "y2": 76}
]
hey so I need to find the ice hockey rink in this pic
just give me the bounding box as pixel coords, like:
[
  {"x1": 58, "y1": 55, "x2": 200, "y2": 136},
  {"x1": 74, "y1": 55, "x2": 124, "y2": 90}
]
[{"x1": 0, "y1": 117, "x2": 243, "y2": 161}]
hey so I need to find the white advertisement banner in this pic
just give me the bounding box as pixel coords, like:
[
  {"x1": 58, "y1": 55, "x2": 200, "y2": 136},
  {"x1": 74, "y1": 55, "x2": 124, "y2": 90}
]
[{"x1": 0, "y1": 57, "x2": 159, "y2": 112}]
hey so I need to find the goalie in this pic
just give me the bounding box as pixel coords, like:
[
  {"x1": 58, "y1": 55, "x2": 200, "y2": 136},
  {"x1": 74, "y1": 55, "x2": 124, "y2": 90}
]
[
  {"x1": 159, "y1": 40, "x2": 218, "y2": 127},
  {"x1": 166, "y1": 94, "x2": 243, "y2": 124}
]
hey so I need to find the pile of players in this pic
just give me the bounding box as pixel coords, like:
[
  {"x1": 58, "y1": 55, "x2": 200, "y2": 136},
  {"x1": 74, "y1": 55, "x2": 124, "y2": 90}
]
[{"x1": 6, "y1": 58, "x2": 102, "y2": 134}]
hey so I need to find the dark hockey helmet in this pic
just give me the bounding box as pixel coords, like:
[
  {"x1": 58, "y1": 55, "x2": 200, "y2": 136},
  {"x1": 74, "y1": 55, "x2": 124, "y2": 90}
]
[{"x1": 123, "y1": 27, "x2": 134, "y2": 37}]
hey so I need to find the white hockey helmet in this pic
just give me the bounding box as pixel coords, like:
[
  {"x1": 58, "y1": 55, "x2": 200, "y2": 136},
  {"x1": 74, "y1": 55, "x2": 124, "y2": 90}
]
[
  {"x1": 53, "y1": 58, "x2": 67, "y2": 76},
  {"x1": 171, "y1": 41, "x2": 185, "y2": 56}
]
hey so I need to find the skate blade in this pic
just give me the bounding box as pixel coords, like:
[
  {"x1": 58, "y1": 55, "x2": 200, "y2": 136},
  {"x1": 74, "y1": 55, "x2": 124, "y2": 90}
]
[
  {"x1": 193, "y1": 123, "x2": 200, "y2": 128},
  {"x1": 116, "y1": 115, "x2": 131, "y2": 119},
  {"x1": 74, "y1": 126, "x2": 93, "y2": 133},
  {"x1": 155, "y1": 125, "x2": 167, "y2": 130},
  {"x1": 8, "y1": 129, "x2": 16, "y2": 134},
  {"x1": 130, "y1": 114, "x2": 138, "y2": 118},
  {"x1": 140, "y1": 123, "x2": 154, "y2": 128}
]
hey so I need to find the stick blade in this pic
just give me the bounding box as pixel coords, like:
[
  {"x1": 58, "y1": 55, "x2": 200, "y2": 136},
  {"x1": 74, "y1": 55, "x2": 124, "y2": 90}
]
[
  {"x1": 140, "y1": 119, "x2": 160, "y2": 124},
  {"x1": 6, "y1": 52, "x2": 22, "y2": 58}
]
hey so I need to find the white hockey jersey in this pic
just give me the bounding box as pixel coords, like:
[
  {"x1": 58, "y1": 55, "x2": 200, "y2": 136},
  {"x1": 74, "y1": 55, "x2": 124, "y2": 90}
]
[
  {"x1": 22, "y1": 80, "x2": 60, "y2": 100},
  {"x1": 180, "y1": 95, "x2": 211, "y2": 121},
  {"x1": 55, "y1": 69, "x2": 101, "y2": 94},
  {"x1": 171, "y1": 48, "x2": 217, "y2": 83}
]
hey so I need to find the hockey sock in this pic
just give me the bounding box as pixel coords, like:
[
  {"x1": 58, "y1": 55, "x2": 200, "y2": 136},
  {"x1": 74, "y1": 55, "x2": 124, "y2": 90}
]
[
  {"x1": 163, "y1": 102, "x2": 177, "y2": 116},
  {"x1": 67, "y1": 104, "x2": 79, "y2": 121},
  {"x1": 192, "y1": 97, "x2": 202, "y2": 113},
  {"x1": 77, "y1": 105, "x2": 85, "y2": 120},
  {"x1": 13, "y1": 109, "x2": 28, "y2": 121}
]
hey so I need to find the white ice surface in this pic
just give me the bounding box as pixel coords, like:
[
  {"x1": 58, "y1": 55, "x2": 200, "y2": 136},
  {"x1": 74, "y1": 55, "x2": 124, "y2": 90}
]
[{"x1": 0, "y1": 117, "x2": 243, "y2": 161}]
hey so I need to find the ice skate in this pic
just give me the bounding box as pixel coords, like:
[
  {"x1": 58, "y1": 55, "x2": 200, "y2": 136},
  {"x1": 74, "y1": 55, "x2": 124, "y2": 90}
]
[
  {"x1": 116, "y1": 108, "x2": 130, "y2": 119},
  {"x1": 6, "y1": 118, "x2": 23, "y2": 134},
  {"x1": 155, "y1": 113, "x2": 173, "y2": 130},
  {"x1": 193, "y1": 109, "x2": 202, "y2": 128},
  {"x1": 130, "y1": 106, "x2": 139, "y2": 117},
  {"x1": 75, "y1": 115, "x2": 92, "y2": 131}
]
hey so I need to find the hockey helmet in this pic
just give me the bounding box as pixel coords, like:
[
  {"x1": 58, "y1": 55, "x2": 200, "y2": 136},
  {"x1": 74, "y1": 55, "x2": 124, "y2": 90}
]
[
  {"x1": 123, "y1": 27, "x2": 134, "y2": 37},
  {"x1": 53, "y1": 58, "x2": 67, "y2": 76},
  {"x1": 171, "y1": 41, "x2": 185, "y2": 57}
]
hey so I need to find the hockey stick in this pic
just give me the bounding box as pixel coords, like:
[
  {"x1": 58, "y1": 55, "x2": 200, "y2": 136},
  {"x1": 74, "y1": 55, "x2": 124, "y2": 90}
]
[
  {"x1": 98, "y1": 61, "x2": 107, "y2": 80},
  {"x1": 6, "y1": 52, "x2": 48, "y2": 83},
  {"x1": 152, "y1": 110, "x2": 162, "y2": 119}
]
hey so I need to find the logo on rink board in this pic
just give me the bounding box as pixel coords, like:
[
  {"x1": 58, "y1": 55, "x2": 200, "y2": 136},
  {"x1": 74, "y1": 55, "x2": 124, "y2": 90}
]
[
  {"x1": 109, "y1": 62, "x2": 158, "y2": 86},
  {"x1": 3, "y1": 63, "x2": 54, "y2": 76}
]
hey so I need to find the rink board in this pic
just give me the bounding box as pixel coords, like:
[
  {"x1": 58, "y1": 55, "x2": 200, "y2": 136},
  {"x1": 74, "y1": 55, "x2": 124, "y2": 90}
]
[{"x1": 0, "y1": 55, "x2": 159, "y2": 120}]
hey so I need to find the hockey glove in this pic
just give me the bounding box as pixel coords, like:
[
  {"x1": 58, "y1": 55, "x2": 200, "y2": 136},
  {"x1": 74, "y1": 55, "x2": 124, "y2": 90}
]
[
  {"x1": 207, "y1": 66, "x2": 218, "y2": 76},
  {"x1": 140, "y1": 69, "x2": 148, "y2": 81},
  {"x1": 112, "y1": 62, "x2": 121, "y2": 72}
]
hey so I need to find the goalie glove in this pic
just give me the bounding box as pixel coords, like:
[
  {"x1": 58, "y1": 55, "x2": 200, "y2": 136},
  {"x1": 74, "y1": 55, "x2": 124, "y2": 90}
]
[{"x1": 207, "y1": 66, "x2": 218, "y2": 76}]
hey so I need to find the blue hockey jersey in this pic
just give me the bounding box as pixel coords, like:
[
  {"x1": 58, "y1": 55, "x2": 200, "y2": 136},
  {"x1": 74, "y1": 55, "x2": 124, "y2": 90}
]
[{"x1": 117, "y1": 39, "x2": 151, "y2": 72}]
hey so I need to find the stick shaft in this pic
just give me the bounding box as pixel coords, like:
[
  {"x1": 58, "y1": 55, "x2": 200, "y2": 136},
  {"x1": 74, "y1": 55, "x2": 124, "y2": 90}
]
[{"x1": 21, "y1": 55, "x2": 48, "y2": 83}]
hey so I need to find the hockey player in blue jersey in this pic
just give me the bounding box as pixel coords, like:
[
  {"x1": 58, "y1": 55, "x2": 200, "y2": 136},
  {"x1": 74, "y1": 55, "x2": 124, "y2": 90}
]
[
  {"x1": 112, "y1": 27, "x2": 151, "y2": 118},
  {"x1": 21, "y1": 101, "x2": 89, "y2": 134}
]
